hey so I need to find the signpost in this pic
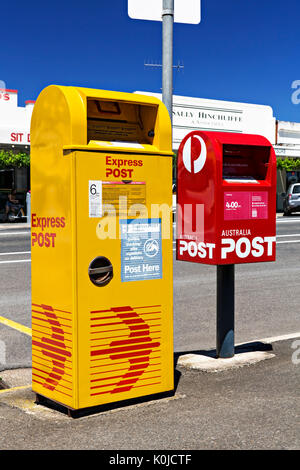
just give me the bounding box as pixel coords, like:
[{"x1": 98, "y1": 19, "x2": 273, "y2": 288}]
[
  {"x1": 128, "y1": 0, "x2": 201, "y2": 123},
  {"x1": 162, "y1": 0, "x2": 174, "y2": 124}
]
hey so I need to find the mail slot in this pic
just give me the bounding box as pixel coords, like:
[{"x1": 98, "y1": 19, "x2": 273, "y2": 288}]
[
  {"x1": 176, "y1": 131, "x2": 277, "y2": 265},
  {"x1": 30, "y1": 85, "x2": 174, "y2": 412}
]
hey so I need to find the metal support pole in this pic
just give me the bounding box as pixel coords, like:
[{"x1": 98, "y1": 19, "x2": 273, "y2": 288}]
[
  {"x1": 216, "y1": 264, "x2": 235, "y2": 358},
  {"x1": 162, "y1": 0, "x2": 174, "y2": 125}
]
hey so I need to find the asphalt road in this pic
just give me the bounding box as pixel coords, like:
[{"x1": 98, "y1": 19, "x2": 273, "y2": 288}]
[{"x1": 0, "y1": 216, "x2": 300, "y2": 370}]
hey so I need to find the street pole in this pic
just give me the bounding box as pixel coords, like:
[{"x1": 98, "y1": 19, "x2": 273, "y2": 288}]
[
  {"x1": 162, "y1": 0, "x2": 174, "y2": 125},
  {"x1": 216, "y1": 264, "x2": 235, "y2": 358}
]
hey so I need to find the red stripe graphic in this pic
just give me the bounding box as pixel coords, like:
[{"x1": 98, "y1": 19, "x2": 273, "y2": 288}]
[
  {"x1": 111, "y1": 386, "x2": 132, "y2": 394},
  {"x1": 133, "y1": 305, "x2": 161, "y2": 309},
  {"x1": 32, "y1": 304, "x2": 71, "y2": 315},
  {"x1": 42, "y1": 337, "x2": 67, "y2": 349},
  {"x1": 130, "y1": 357, "x2": 151, "y2": 364},
  {"x1": 32, "y1": 340, "x2": 71, "y2": 357},
  {"x1": 32, "y1": 316, "x2": 60, "y2": 327},
  {"x1": 110, "y1": 337, "x2": 152, "y2": 347},
  {"x1": 129, "y1": 330, "x2": 149, "y2": 338},
  {"x1": 52, "y1": 334, "x2": 65, "y2": 341},
  {"x1": 32, "y1": 309, "x2": 56, "y2": 319},
  {"x1": 42, "y1": 350, "x2": 67, "y2": 362},
  {"x1": 52, "y1": 327, "x2": 64, "y2": 334},
  {"x1": 91, "y1": 341, "x2": 160, "y2": 357},
  {"x1": 32, "y1": 303, "x2": 72, "y2": 396},
  {"x1": 90, "y1": 305, "x2": 161, "y2": 396},
  {"x1": 112, "y1": 306, "x2": 133, "y2": 312},
  {"x1": 129, "y1": 363, "x2": 149, "y2": 371},
  {"x1": 127, "y1": 324, "x2": 150, "y2": 331},
  {"x1": 123, "y1": 319, "x2": 144, "y2": 325},
  {"x1": 41, "y1": 304, "x2": 53, "y2": 311}
]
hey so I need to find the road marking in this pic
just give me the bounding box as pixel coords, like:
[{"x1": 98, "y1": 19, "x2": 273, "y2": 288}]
[
  {"x1": 172, "y1": 234, "x2": 300, "y2": 241},
  {"x1": 173, "y1": 239, "x2": 300, "y2": 250},
  {"x1": 277, "y1": 233, "x2": 300, "y2": 237},
  {"x1": 277, "y1": 240, "x2": 300, "y2": 244},
  {"x1": 0, "y1": 385, "x2": 31, "y2": 394},
  {"x1": 0, "y1": 316, "x2": 32, "y2": 336},
  {"x1": 0, "y1": 231, "x2": 30, "y2": 236},
  {"x1": 277, "y1": 220, "x2": 300, "y2": 223},
  {"x1": 0, "y1": 260, "x2": 31, "y2": 265},
  {"x1": 0, "y1": 251, "x2": 31, "y2": 256},
  {"x1": 0, "y1": 239, "x2": 297, "y2": 256},
  {"x1": 241, "y1": 332, "x2": 300, "y2": 345}
]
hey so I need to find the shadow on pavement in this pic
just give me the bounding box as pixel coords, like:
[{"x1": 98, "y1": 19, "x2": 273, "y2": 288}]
[{"x1": 174, "y1": 341, "x2": 273, "y2": 368}]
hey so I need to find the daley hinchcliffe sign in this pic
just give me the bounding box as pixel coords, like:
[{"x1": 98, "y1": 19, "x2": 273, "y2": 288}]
[
  {"x1": 135, "y1": 92, "x2": 276, "y2": 149},
  {"x1": 173, "y1": 105, "x2": 243, "y2": 131}
]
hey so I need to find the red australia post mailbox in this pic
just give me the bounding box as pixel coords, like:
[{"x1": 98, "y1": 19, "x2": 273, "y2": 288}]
[{"x1": 176, "y1": 131, "x2": 277, "y2": 265}]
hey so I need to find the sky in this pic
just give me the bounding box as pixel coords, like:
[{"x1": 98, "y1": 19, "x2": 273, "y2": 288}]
[{"x1": 1, "y1": 0, "x2": 300, "y2": 122}]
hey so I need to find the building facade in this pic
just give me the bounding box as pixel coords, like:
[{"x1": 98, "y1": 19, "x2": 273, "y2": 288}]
[
  {"x1": 137, "y1": 92, "x2": 300, "y2": 208},
  {"x1": 1, "y1": 87, "x2": 300, "y2": 209},
  {"x1": 136, "y1": 91, "x2": 276, "y2": 147},
  {"x1": 0, "y1": 88, "x2": 33, "y2": 149},
  {"x1": 0, "y1": 88, "x2": 34, "y2": 216},
  {"x1": 0, "y1": 89, "x2": 33, "y2": 204}
]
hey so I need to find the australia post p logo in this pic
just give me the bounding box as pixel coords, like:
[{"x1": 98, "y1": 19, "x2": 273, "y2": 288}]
[{"x1": 182, "y1": 134, "x2": 207, "y2": 174}]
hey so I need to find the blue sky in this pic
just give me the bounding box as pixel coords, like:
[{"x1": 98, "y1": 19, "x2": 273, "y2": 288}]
[{"x1": 1, "y1": 0, "x2": 300, "y2": 122}]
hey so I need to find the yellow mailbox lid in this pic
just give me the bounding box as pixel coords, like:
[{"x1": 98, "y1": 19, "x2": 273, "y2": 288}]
[{"x1": 31, "y1": 85, "x2": 173, "y2": 155}]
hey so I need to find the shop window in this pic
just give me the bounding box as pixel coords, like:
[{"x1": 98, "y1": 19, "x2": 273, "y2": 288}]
[{"x1": 0, "y1": 169, "x2": 14, "y2": 190}]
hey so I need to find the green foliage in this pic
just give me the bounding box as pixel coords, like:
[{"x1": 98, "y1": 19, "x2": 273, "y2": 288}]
[
  {"x1": 172, "y1": 152, "x2": 177, "y2": 175},
  {"x1": 277, "y1": 158, "x2": 300, "y2": 171},
  {"x1": 0, "y1": 150, "x2": 30, "y2": 168}
]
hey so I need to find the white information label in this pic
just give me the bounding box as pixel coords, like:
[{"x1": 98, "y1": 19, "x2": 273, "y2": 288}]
[{"x1": 89, "y1": 180, "x2": 102, "y2": 218}]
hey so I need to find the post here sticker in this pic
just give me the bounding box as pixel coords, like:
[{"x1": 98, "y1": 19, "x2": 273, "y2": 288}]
[{"x1": 120, "y1": 218, "x2": 162, "y2": 282}]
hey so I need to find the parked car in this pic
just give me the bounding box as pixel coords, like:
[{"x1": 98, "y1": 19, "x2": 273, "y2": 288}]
[{"x1": 282, "y1": 183, "x2": 300, "y2": 216}]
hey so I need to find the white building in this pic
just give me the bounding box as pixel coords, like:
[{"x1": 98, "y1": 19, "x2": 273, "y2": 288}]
[
  {"x1": 0, "y1": 88, "x2": 34, "y2": 150},
  {"x1": 0, "y1": 86, "x2": 300, "y2": 200},
  {"x1": 274, "y1": 120, "x2": 300, "y2": 159},
  {"x1": 136, "y1": 91, "x2": 276, "y2": 148},
  {"x1": 0, "y1": 88, "x2": 34, "y2": 200}
]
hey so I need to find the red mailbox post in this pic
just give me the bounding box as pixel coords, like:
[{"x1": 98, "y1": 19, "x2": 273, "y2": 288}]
[{"x1": 176, "y1": 131, "x2": 277, "y2": 357}]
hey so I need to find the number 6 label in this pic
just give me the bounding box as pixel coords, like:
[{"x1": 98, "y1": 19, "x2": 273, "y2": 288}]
[{"x1": 89, "y1": 180, "x2": 102, "y2": 218}]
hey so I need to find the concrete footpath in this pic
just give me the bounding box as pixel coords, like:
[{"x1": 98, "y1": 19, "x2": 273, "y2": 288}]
[{"x1": 0, "y1": 338, "x2": 299, "y2": 450}]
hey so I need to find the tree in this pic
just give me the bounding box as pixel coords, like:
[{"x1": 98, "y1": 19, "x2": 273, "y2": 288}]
[{"x1": 0, "y1": 150, "x2": 30, "y2": 169}]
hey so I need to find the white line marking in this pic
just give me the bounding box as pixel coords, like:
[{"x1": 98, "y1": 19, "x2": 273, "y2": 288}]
[
  {"x1": 0, "y1": 251, "x2": 31, "y2": 256},
  {"x1": 0, "y1": 232, "x2": 30, "y2": 236},
  {"x1": 277, "y1": 233, "x2": 300, "y2": 237},
  {"x1": 277, "y1": 240, "x2": 300, "y2": 244},
  {"x1": 173, "y1": 239, "x2": 300, "y2": 251},
  {"x1": 276, "y1": 220, "x2": 300, "y2": 223},
  {"x1": 0, "y1": 259, "x2": 31, "y2": 265},
  {"x1": 238, "y1": 332, "x2": 300, "y2": 345}
]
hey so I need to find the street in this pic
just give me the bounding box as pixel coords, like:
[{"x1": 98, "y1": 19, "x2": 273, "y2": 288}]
[{"x1": 0, "y1": 215, "x2": 300, "y2": 371}]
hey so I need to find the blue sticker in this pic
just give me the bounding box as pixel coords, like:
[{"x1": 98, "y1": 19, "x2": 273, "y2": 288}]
[{"x1": 120, "y1": 218, "x2": 162, "y2": 282}]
